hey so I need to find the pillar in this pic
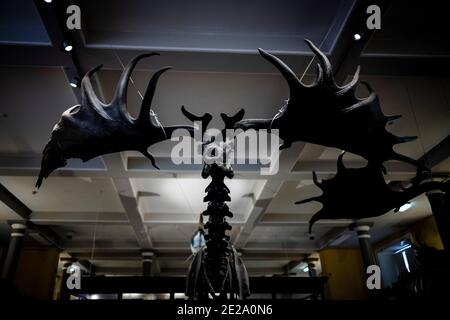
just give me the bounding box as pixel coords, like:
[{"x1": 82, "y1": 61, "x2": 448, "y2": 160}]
[
  {"x1": 1, "y1": 222, "x2": 27, "y2": 281},
  {"x1": 307, "y1": 262, "x2": 317, "y2": 277},
  {"x1": 350, "y1": 223, "x2": 378, "y2": 270},
  {"x1": 426, "y1": 188, "x2": 450, "y2": 251},
  {"x1": 142, "y1": 251, "x2": 153, "y2": 276},
  {"x1": 350, "y1": 223, "x2": 380, "y2": 299},
  {"x1": 59, "y1": 261, "x2": 73, "y2": 300}
]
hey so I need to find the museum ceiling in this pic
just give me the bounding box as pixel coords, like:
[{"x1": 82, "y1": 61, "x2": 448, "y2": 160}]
[{"x1": 0, "y1": 0, "x2": 449, "y2": 276}]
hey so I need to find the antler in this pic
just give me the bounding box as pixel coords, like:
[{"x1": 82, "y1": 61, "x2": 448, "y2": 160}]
[
  {"x1": 235, "y1": 39, "x2": 423, "y2": 168},
  {"x1": 36, "y1": 53, "x2": 194, "y2": 188},
  {"x1": 296, "y1": 153, "x2": 446, "y2": 233}
]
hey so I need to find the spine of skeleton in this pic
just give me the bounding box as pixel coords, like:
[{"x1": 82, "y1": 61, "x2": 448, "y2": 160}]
[{"x1": 201, "y1": 163, "x2": 233, "y2": 294}]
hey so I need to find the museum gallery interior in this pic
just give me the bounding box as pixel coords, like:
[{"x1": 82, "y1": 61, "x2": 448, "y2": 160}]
[{"x1": 0, "y1": 0, "x2": 449, "y2": 301}]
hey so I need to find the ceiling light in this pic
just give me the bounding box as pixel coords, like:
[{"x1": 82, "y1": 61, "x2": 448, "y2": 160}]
[
  {"x1": 402, "y1": 251, "x2": 411, "y2": 272},
  {"x1": 44, "y1": 0, "x2": 52, "y2": 3},
  {"x1": 69, "y1": 78, "x2": 80, "y2": 88},
  {"x1": 353, "y1": 33, "x2": 361, "y2": 41},
  {"x1": 394, "y1": 244, "x2": 411, "y2": 254},
  {"x1": 62, "y1": 41, "x2": 73, "y2": 52},
  {"x1": 399, "y1": 202, "x2": 412, "y2": 212}
]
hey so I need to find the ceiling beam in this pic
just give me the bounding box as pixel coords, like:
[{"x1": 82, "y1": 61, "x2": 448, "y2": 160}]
[
  {"x1": 0, "y1": 151, "x2": 425, "y2": 180},
  {"x1": 65, "y1": 240, "x2": 141, "y2": 252},
  {"x1": 316, "y1": 227, "x2": 353, "y2": 249},
  {"x1": 142, "y1": 212, "x2": 246, "y2": 225},
  {"x1": 259, "y1": 213, "x2": 352, "y2": 227},
  {"x1": 29, "y1": 224, "x2": 65, "y2": 249},
  {"x1": 33, "y1": 0, "x2": 82, "y2": 100},
  {"x1": 244, "y1": 241, "x2": 318, "y2": 252},
  {"x1": 419, "y1": 134, "x2": 450, "y2": 169},
  {"x1": 233, "y1": 143, "x2": 306, "y2": 248},
  {"x1": 93, "y1": 267, "x2": 141, "y2": 275},
  {"x1": 100, "y1": 155, "x2": 155, "y2": 250},
  {"x1": 30, "y1": 211, "x2": 129, "y2": 225},
  {"x1": 330, "y1": 0, "x2": 393, "y2": 83},
  {"x1": 4, "y1": 0, "x2": 449, "y2": 79},
  {"x1": 0, "y1": 183, "x2": 32, "y2": 219},
  {"x1": 71, "y1": 250, "x2": 307, "y2": 261},
  {"x1": 3, "y1": 42, "x2": 450, "y2": 77}
]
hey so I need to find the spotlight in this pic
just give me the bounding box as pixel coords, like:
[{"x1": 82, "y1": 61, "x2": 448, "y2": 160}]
[
  {"x1": 303, "y1": 266, "x2": 309, "y2": 273},
  {"x1": 69, "y1": 77, "x2": 80, "y2": 88},
  {"x1": 399, "y1": 202, "x2": 412, "y2": 212},
  {"x1": 353, "y1": 33, "x2": 362, "y2": 41},
  {"x1": 67, "y1": 264, "x2": 79, "y2": 273},
  {"x1": 62, "y1": 41, "x2": 73, "y2": 52}
]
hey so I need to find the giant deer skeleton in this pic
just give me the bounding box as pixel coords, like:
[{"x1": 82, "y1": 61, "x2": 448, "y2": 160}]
[{"x1": 37, "y1": 40, "x2": 448, "y2": 299}]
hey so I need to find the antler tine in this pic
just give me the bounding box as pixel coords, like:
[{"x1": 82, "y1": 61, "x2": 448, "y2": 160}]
[
  {"x1": 220, "y1": 108, "x2": 245, "y2": 130},
  {"x1": 81, "y1": 65, "x2": 106, "y2": 111},
  {"x1": 308, "y1": 63, "x2": 324, "y2": 87},
  {"x1": 258, "y1": 48, "x2": 300, "y2": 93},
  {"x1": 181, "y1": 105, "x2": 213, "y2": 134},
  {"x1": 337, "y1": 66, "x2": 360, "y2": 95},
  {"x1": 312, "y1": 171, "x2": 324, "y2": 189},
  {"x1": 137, "y1": 66, "x2": 172, "y2": 126},
  {"x1": 113, "y1": 53, "x2": 159, "y2": 120},
  {"x1": 308, "y1": 210, "x2": 324, "y2": 234},
  {"x1": 337, "y1": 151, "x2": 347, "y2": 171},
  {"x1": 304, "y1": 39, "x2": 334, "y2": 86}
]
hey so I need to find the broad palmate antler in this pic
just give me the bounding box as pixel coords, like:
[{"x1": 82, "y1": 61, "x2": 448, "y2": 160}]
[
  {"x1": 235, "y1": 40, "x2": 422, "y2": 168},
  {"x1": 36, "y1": 53, "x2": 193, "y2": 188}
]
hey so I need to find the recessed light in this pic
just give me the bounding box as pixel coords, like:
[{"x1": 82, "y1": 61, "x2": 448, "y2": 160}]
[
  {"x1": 69, "y1": 77, "x2": 80, "y2": 88},
  {"x1": 62, "y1": 41, "x2": 73, "y2": 52},
  {"x1": 399, "y1": 202, "x2": 412, "y2": 212},
  {"x1": 354, "y1": 33, "x2": 362, "y2": 41}
]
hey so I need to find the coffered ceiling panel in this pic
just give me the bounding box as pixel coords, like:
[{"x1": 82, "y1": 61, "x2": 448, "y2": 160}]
[{"x1": 0, "y1": 176, "x2": 124, "y2": 213}]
